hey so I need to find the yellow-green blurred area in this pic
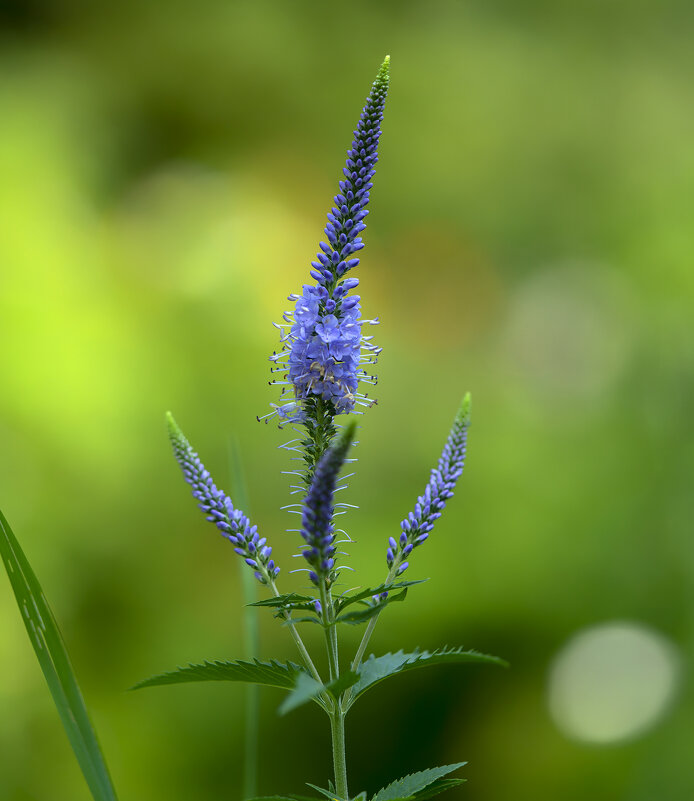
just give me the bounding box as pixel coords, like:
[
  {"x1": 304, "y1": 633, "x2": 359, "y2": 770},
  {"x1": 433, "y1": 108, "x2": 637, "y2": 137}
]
[{"x1": 1, "y1": 0, "x2": 693, "y2": 799}]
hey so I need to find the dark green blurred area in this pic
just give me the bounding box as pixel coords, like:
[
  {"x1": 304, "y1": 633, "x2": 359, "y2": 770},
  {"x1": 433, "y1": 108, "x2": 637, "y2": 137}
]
[{"x1": 1, "y1": 1, "x2": 693, "y2": 799}]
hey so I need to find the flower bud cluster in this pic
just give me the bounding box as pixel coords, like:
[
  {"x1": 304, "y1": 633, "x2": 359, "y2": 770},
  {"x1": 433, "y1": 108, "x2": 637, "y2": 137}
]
[
  {"x1": 167, "y1": 414, "x2": 279, "y2": 584},
  {"x1": 266, "y1": 58, "x2": 389, "y2": 424},
  {"x1": 300, "y1": 422, "x2": 356, "y2": 586},
  {"x1": 386, "y1": 397, "x2": 470, "y2": 577},
  {"x1": 309, "y1": 58, "x2": 390, "y2": 290}
]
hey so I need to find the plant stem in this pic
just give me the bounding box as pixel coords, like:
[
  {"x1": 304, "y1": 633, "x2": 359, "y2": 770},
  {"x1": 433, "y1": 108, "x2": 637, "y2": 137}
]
[
  {"x1": 342, "y1": 564, "x2": 399, "y2": 711},
  {"x1": 328, "y1": 588, "x2": 340, "y2": 677},
  {"x1": 330, "y1": 708, "x2": 349, "y2": 800},
  {"x1": 350, "y1": 613, "x2": 379, "y2": 673},
  {"x1": 349, "y1": 564, "x2": 398, "y2": 673},
  {"x1": 269, "y1": 580, "x2": 324, "y2": 685},
  {"x1": 321, "y1": 581, "x2": 348, "y2": 797},
  {"x1": 300, "y1": 398, "x2": 337, "y2": 488},
  {"x1": 319, "y1": 582, "x2": 339, "y2": 682}
]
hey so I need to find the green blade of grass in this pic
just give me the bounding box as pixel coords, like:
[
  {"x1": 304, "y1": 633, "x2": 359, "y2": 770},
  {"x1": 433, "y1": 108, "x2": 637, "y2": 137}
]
[{"x1": 0, "y1": 508, "x2": 118, "y2": 801}]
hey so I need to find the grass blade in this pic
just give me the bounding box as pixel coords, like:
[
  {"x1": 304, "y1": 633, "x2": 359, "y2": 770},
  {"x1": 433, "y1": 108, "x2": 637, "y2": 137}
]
[{"x1": 0, "y1": 508, "x2": 118, "y2": 801}]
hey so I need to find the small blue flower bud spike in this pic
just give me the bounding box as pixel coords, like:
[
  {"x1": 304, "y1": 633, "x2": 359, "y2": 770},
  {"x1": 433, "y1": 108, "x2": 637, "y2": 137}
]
[
  {"x1": 166, "y1": 412, "x2": 280, "y2": 584},
  {"x1": 300, "y1": 420, "x2": 357, "y2": 589},
  {"x1": 384, "y1": 394, "x2": 471, "y2": 577}
]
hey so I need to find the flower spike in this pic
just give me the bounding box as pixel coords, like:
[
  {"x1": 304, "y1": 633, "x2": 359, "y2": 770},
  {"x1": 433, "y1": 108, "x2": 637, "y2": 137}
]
[
  {"x1": 166, "y1": 412, "x2": 280, "y2": 584},
  {"x1": 385, "y1": 394, "x2": 471, "y2": 577},
  {"x1": 299, "y1": 420, "x2": 357, "y2": 587},
  {"x1": 267, "y1": 57, "x2": 390, "y2": 425}
]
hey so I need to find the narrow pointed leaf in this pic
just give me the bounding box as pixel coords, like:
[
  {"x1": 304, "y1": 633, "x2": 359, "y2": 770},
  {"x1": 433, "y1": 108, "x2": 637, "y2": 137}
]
[
  {"x1": 246, "y1": 796, "x2": 323, "y2": 801},
  {"x1": 410, "y1": 778, "x2": 466, "y2": 801},
  {"x1": 278, "y1": 671, "x2": 325, "y2": 715},
  {"x1": 348, "y1": 647, "x2": 507, "y2": 707},
  {"x1": 306, "y1": 783, "x2": 349, "y2": 801},
  {"x1": 131, "y1": 658, "x2": 304, "y2": 691},
  {"x1": 325, "y1": 669, "x2": 360, "y2": 699},
  {"x1": 279, "y1": 615, "x2": 322, "y2": 625},
  {"x1": 335, "y1": 589, "x2": 408, "y2": 625},
  {"x1": 333, "y1": 580, "x2": 427, "y2": 613},
  {"x1": 0, "y1": 509, "x2": 119, "y2": 801},
  {"x1": 278, "y1": 669, "x2": 360, "y2": 715},
  {"x1": 249, "y1": 592, "x2": 316, "y2": 610},
  {"x1": 372, "y1": 764, "x2": 466, "y2": 801}
]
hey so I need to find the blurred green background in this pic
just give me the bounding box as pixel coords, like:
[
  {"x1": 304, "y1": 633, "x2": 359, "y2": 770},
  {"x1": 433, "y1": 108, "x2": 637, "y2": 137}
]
[{"x1": 1, "y1": 1, "x2": 693, "y2": 799}]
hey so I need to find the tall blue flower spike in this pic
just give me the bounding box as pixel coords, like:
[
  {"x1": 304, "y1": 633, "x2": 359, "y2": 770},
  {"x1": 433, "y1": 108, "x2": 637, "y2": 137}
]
[
  {"x1": 147, "y1": 59, "x2": 501, "y2": 801},
  {"x1": 166, "y1": 413, "x2": 280, "y2": 585},
  {"x1": 299, "y1": 420, "x2": 357, "y2": 587},
  {"x1": 264, "y1": 57, "x2": 390, "y2": 431},
  {"x1": 385, "y1": 394, "x2": 471, "y2": 577}
]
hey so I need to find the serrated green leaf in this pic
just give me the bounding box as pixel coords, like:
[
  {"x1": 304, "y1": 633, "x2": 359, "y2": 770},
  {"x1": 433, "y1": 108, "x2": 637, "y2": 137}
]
[
  {"x1": 411, "y1": 778, "x2": 466, "y2": 801},
  {"x1": 306, "y1": 782, "x2": 348, "y2": 801},
  {"x1": 335, "y1": 589, "x2": 408, "y2": 625},
  {"x1": 244, "y1": 796, "x2": 298, "y2": 801},
  {"x1": 325, "y1": 669, "x2": 360, "y2": 699},
  {"x1": 246, "y1": 795, "x2": 323, "y2": 801},
  {"x1": 379, "y1": 778, "x2": 465, "y2": 801},
  {"x1": 347, "y1": 647, "x2": 507, "y2": 708},
  {"x1": 249, "y1": 592, "x2": 316, "y2": 610},
  {"x1": 333, "y1": 580, "x2": 428, "y2": 613},
  {"x1": 279, "y1": 614, "x2": 322, "y2": 626},
  {"x1": 0, "y1": 508, "x2": 119, "y2": 801},
  {"x1": 372, "y1": 763, "x2": 466, "y2": 801},
  {"x1": 278, "y1": 669, "x2": 360, "y2": 715},
  {"x1": 278, "y1": 671, "x2": 325, "y2": 715},
  {"x1": 131, "y1": 657, "x2": 304, "y2": 691}
]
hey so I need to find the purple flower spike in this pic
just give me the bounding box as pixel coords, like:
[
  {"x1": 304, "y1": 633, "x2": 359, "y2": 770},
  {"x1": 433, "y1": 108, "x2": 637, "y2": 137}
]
[
  {"x1": 266, "y1": 58, "x2": 390, "y2": 424},
  {"x1": 166, "y1": 412, "x2": 279, "y2": 585},
  {"x1": 299, "y1": 421, "x2": 357, "y2": 587},
  {"x1": 385, "y1": 394, "x2": 471, "y2": 577}
]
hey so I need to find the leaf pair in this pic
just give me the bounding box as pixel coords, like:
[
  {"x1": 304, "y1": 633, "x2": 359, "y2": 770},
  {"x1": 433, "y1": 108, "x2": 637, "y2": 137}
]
[
  {"x1": 247, "y1": 762, "x2": 467, "y2": 801},
  {"x1": 130, "y1": 656, "x2": 357, "y2": 715},
  {"x1": 132, "y1": 645, "x2": 507, "y2": 715},
  {"x1": 251, "y1": 580, "x2": 428, "y2": 627}
]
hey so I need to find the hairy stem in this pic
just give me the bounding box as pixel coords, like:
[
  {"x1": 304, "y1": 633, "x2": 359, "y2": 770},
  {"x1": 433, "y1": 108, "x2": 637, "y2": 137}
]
[
  {"x1": 330, "y1": 708, "x2": 349, "y2": 800},
  {"x1": 349, "y1": 564, "x2": 398, "y2": 673},
  {"x1": 319, "y1": 582, "x2": 339, "y2": 682},
  {"x1": 269, "y1": 580, "x2": 323, "y2": 685},
  {"x1": 300, "y1": 397, "x2": 337, "y2": 489},
  {"x1": 342, "y1": 563, "x2": 400, "y2": 711}
]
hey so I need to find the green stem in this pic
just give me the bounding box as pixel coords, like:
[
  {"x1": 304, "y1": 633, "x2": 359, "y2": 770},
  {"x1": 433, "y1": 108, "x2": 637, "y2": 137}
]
[
  {"x1": 269, "y1": 580, "x2": 324, "y2": 685},
  {"x1": 350, "y1": 612, "x2": 379, "y2": 673},
  {"x1": 301, "y1": 398, "x2": 337, "y2": 488},
  {"x1": 319, "y1": 582, "x2": 339, "y2": 681},
  {"x1": 350, "y1": 564, "x2": 398, "y2": 672},
  {"x1": 320, "y1": 581, "x2": 349, "y2": 797},
  {"x1": 343, "y1": 563, "x2": 399, "y2": 710},
  {"x1": 330, "y1": 708, "x2": 349, "y2": 800}
]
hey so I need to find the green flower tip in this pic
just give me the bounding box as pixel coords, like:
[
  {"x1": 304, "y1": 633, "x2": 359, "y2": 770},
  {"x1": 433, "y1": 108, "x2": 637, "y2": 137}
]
[
  {"x1": 376, "y1": 55, "x2": 390, "y2": 86},
  {"x1": 337, "y1": 418, "x2": 358, "y2": 450},
  {"x1": 457, "y1": 392, "x2": 471, "y2": 427},
  {"x1": 165, "y1": 411, "x2": 182, "y2": 441}
]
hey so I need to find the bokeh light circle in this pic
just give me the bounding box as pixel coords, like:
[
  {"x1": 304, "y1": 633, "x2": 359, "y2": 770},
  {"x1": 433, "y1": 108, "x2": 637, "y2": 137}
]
[{"x1": 548, "y1": 621, "x2": 680, "y2": 745}]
